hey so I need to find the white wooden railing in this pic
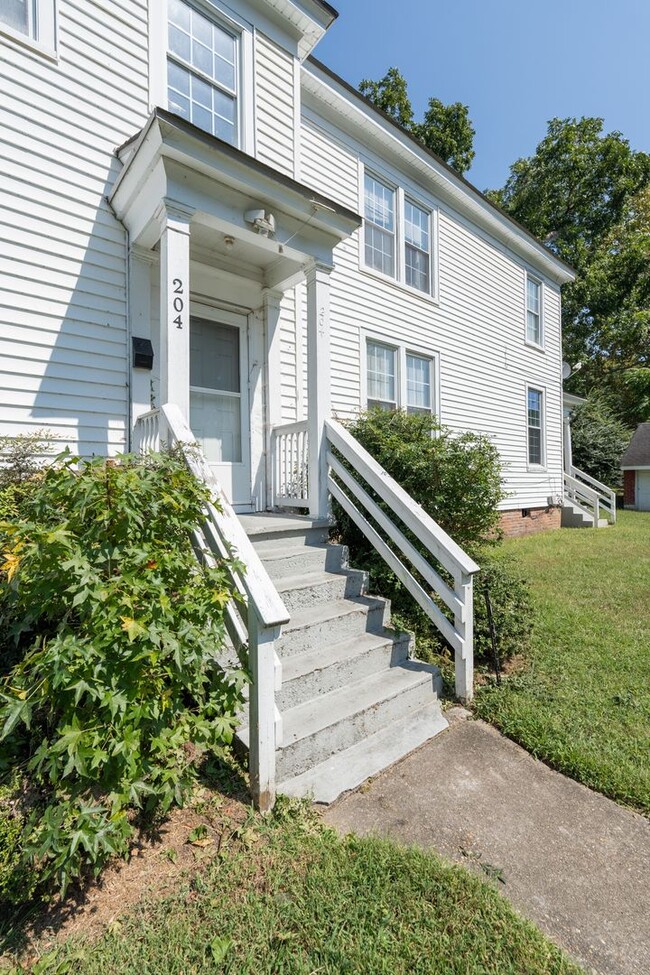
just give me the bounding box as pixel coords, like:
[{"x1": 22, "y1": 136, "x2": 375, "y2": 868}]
[
  {"x1": 133, "y1": 404, "x2": 290, "y2": 812},
  {"x1": 325, "y1": 418, "x2": 480, "y2": 702},
  {"x1": 568, "y1": 466, "x2": 617, "y2": 524},
  {"x1": 271, "y1": 420, "x2": 309, "y2": 508}
]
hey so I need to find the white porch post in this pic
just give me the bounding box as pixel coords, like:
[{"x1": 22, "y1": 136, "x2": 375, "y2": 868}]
[
  {"x1": 156, "y1": 201, "x2": 194, "y2": 421},
  {"x1": 263, "y1": 289, "x2": 284, "y2": 509},
  {"x1": 563, "y1": 414, "x2": 573, "y2": 473},
  {"x1": 305, "y1": 261, "x2": 332, "y2": 520}
]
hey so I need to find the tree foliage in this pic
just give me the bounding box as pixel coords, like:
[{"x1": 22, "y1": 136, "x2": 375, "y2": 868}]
[
  {"x1": 569, "y1": 394, "x2": 631, "y2": 488},
  {"x1": 490, "y1": 117, "x2": 650, "y2": 425},
  {"x1": 359, "y1": 67, "x2": 475, "y2": 174},
  {"x1": 0, "y1": 451, "x2": 245, "y2": 898}
]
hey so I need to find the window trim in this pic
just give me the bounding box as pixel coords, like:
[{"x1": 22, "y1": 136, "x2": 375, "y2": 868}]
[
  {"x1": 151, "y1": 0, "x2": 254, "y2": 153},
  {"x1": 526, "y1": 384, "x2": 546, "y2": 470},
  {"x1": 361, "y1": 330, "x2": 440, "y2": 419},
  {"x1": 0, "y1": 0, "x2": 57, "y2": 59},
  {"x1": 359, "y1": 162, "x2": 439, "y2": 303},
  {"x1": 525, "y1": 272, "x2": 544, "y2": 350}
]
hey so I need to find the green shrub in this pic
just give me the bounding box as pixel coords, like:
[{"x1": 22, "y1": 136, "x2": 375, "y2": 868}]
[
  {"x1": 569, "y1": 393, "x2": 631, "y2": 488},
  {"x1": 0, "y1": 774, "x2": 38, "y2": 905},
  {"x1": 0, "y1": 451, "x2": 246, "y2": 899},
  {"x1": 333, "y1": 410, "x2": 533, "y2": 672},
  {"x1": 0, "y1": 431, "x2": 54, "y2": 520}
]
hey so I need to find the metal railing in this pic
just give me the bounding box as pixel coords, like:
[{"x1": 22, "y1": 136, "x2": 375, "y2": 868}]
[
  {"x1": 133, "y1": 404, "x2": 290, "y2": 812},
  {"x1": 568, "y1": 466, "x2": 616, "y2": 524},
  {"x1": 325, "y1": 417, "x2": 479, "y2": 702},
  {"x1": 271, "y1": 420, "x2": 309, "y2": 508}
]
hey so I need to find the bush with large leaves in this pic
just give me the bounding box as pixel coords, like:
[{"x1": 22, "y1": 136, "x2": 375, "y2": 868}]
[
  {"x1": 334, "y1": 410, "x2": 533, "y2": 667},
  {"x1": 0, "y1": 451, "x2": 245, "y2": 899}
]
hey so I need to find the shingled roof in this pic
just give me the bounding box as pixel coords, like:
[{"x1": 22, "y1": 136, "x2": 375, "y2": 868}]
[{"x1": 621, "y1": 423, "x2": 650, "y2": 468}]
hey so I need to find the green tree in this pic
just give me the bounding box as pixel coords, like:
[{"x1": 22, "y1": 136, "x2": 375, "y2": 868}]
[
  {"x1": 359, "y1": 67, "x2": 475, "y2": 174},
  {"x1": 490, "y1": 117, "x2": 650, "y2": 424},
  {"x1": 569, "y1": 393, "x2": 631, "y2": 487}
]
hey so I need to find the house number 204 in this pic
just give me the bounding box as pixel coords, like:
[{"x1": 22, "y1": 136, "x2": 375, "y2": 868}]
[{"x1": 172, "y1": 278, "x2": 184, "y2": 329}]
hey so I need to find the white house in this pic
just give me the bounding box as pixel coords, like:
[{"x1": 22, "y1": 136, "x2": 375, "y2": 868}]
[{"x1": 1, "y1": 0, "x2": 588, "y2": 806}]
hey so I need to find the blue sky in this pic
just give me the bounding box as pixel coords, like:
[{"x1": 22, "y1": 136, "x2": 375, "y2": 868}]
[{"x1": 314, "y1": 0, "x2": 650, "y2": 192}]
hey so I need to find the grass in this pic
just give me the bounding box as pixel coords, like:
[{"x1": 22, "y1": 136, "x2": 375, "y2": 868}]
[
  {"x1": 15, "y1": 797, "x2": 583, "y2": 975},
  {"x1": 475, "y1": 510, "x2": 650, "y2": 815}
]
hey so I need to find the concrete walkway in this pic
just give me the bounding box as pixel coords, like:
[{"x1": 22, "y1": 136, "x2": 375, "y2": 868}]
[{"x1": 322, "y1": 715, "x2": 650, "y2": 975}]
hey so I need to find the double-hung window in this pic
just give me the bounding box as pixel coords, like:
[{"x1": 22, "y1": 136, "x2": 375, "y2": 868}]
[
  {"x1": 526, "y1": 275, "x2": 543, "y2": 346},
  {"x1": 0, "y1": 0, "x2": 56, "y2": 53},
  {"x1": 364, "y1": 174, "x2": 396, "y2": 278},
  {"x1": 527, "y1": 387, "x2": 545, "y2": 466},
  {"x1": 363, "y1": 171, "x2": 434, "y2": 297},
  {"x1": 366, "y1": 339, "x2": 435, "y2": 415},
  {"x1": 168, "y1": 0, "x2": 239, "y2": 146}
]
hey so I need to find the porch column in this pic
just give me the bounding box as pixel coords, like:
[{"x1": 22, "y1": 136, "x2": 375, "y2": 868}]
[
  {"x1": 563, "y1": 414, "x2": 573, "y2": 472},
  {"x1": 156, "y1": 201, "x2": 194, "y2": 421},
  {"x1": 305, "y1": 261, "x2": 333, "y2": 520},
  {"x1": 263, "y1": 290, "x2": 284, "y2": 509}
]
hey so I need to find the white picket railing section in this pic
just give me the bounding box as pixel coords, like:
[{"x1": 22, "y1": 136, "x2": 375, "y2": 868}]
[
  {"x1": 271, "y1": 420, "x2": 309, "y2": 508},
  {"x1": 568, "y1": 466, "x2": 617, "y2": 524},
  {"x1": 133, "y1": 404, "x2": 290, "y2": 812},
  {"x1": 325, "y1": 418, "x2": 479, "y2": 702}
]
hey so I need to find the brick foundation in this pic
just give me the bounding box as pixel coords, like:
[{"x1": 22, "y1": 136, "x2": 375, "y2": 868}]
[
  {"x1": 499, "y1": 506, "x2": 562, "y2": 538},
  {"x1": 623, "y1": 470, "x2": 635, "y2": 507}
]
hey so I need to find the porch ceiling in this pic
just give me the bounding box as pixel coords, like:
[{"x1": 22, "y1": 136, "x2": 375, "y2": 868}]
[{"x1": 111, "y1": 109, "x2": 361, "y2": 290}]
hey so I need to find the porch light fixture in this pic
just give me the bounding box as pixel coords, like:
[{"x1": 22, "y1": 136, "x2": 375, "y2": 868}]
[
  {"x1": 132, "y1": 336, "x2": 154, "y2": 370},
  {"x1": 244, "y1": 208, "x2": 276, "y2": 238}
]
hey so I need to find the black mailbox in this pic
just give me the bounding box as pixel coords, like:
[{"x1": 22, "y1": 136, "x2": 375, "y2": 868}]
[{"x1": 132, "y1": 337, "x2": 154, "y2": 370}]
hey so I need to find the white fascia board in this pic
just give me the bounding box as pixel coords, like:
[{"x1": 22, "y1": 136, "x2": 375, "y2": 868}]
[
  {"x1": 302, "y1": 63, "x2": 576, "y2": 286},
  {"x1": 243, "y1": 0, "x2": 334, "y2": 58}
]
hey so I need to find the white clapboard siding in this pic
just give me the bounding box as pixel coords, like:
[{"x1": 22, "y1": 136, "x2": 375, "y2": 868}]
[
  {"x1": 299, "y1": 116, "x2": 565, "y2": 510},
  {"x1": 0, "y1": 0, "x2": 150, "y2": 457},
  {"x1": 255, "y1": 32, "x2": 295, "y2": 177}
]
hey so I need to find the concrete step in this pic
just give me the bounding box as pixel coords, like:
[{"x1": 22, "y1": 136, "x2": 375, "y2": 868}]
[
  {"x1": 274, "y1": 662, "x2": 442, "y2": 780},
  {"x1": 561, "y1": 500, "x2": 595, "y2": 528},
  {"x1": 276, "y1": 568, "x2": 367, "y2": 612},
  {"x1": 275, "y1": 595, "x2": 389, "y2": 658},
  {"x1": 260, "y1": 543, "x2": 348, "y2": 581},
  {"x1": 279, "y1": 700, "x2": 449, "y2": 803},
  {"x1": 241, "y1": 513, "x2": 330, "y2": 551},
  {"x1": 277, "y1": 630, "x2": 412, "y2": 710}
]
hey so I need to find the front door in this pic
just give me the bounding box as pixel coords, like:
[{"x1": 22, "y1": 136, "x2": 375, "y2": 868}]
[{"x1": 189, "y1": 308, "x2": 252, "y2": 509}]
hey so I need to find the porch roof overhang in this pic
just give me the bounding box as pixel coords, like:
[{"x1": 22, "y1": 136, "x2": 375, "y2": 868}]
[{"x1": 110, "y1": 109, "x2": 361, "y2": 291}]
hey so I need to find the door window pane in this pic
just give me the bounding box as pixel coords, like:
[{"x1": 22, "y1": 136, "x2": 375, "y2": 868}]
[
  {"x1": 367, "y1": 341, "x2": 396, "y2": 409},
  {"x1": 190, "y1": 320, "x2": 242, "y2": 463}
]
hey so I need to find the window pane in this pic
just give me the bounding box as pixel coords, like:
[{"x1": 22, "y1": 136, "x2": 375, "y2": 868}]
[
  {"x1": 169, "y1": 23, "x2": 191, "y2": 61},
  {"x1": 190, "y1": 391, "x2": 242, "y2": 463},
  {"x1": 0, "y1": 0, "x2": 30, "y2": 34},
  {"x1": 527, "y1": 278, "x2": 540, "y2": 314},
  {"x1": 406, "y1": 354, "x2": 431, "y2": 411},
  {"x1": 365, "y1": 225, "x2": 395, "y2": 277},
  {"x1": 367, "y1": 342, "x2": 396, "y2": 407},
  {"x1": 405, "y1": 244, "x2": 430, "y2": 293},
  {"x1": 169, "y1": 0, "x2": 190, "y2": 30},
  {"x1": 364, "y1": 174, "x2": 394, "y2": 232},
  {"x1": 527, "y1": 309, "x2": 541, "y2": 344},
  {"x1": 527, "y1": 389, "x2": 543, "y2": 464}
]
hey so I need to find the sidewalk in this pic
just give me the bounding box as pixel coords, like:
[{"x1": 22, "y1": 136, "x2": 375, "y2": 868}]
[{"x1": 322, "y1": 715, "x2": 650, "y2": 975}]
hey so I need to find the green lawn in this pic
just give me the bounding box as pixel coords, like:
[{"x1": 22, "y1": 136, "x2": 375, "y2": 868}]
[
  {"x1": 475, "y1": 510, "x2": 650, "y2": 815},
  {"x1": 34, "y1": 800, "x2": 581, "y2": 975}
]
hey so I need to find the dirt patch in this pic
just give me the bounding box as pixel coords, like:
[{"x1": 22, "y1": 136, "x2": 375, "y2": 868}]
[{"x1": 5, "y1": 778, "x2": 252, "y2": 966}]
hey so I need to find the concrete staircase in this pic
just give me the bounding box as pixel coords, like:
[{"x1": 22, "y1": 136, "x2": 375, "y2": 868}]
[
  {"x1": 237, "y1": 513, "x2": 448, "y2": 804},
  {"x1": 561, "y1": 499, "x2": 609, "y2": 528}
]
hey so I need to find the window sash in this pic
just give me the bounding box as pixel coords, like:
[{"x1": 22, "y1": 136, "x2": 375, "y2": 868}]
[
  {"x1": 526, "y1": 277, "x2": 542, "y2": 344},
  {"x1": 366, "y1": 341, "x2": 434, "y2": 415},
  {"x1": 527, "y1": 389, "x2": 544, "y2": 465},
  {"x1": 406, "y1": 353, "x2": 431, "y2": 413},
  {"x1": 364, "y1": 174, "x2": 396, "y2": 278},
  {"x1": 367, "y1": 341, "x2": 397, "y2": 409},
  {"x1": 167, "y1": 0, "x2": 239, "y2": 145}
]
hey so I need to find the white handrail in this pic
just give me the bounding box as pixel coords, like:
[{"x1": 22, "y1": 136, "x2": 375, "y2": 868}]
[
  {"x1": 134, "y1": 404, "x2": 289, "y2": 812},
  {"x1": 570, "y1": 465, "x2": 616, "y2": 524},
  {"x1": 271, "y1": 420, "x2": 309, "y2": 508},
  {"x1": 564, "y1": 471, "x2": 600, "y2": 527},
  {"x1": 325, "y1": 417, "x2": 479, "y2": 702}
]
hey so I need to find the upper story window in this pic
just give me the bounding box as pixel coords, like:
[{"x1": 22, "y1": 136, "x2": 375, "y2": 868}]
[
  {"x1": 366, "y1": 339, "x2": 435, "y2": 415},
  {"x1": 168, "y1": 0, "x2": 239, "y2": 146},
  {"x1": 527, "y1": 387, "x2": 545, "y2": 466},
  {"x1": 363, "y1": 169, "x2": 436, "y2": 298},
  {"x1": 526, "y1": 274, "x2": 543, "y2": 346},
  {"x1": 0, "y1": 0, "x2": 56, "y2": 54},
  {"x1": 364, "y1": 174, "x2": 396, "y2": 278}
]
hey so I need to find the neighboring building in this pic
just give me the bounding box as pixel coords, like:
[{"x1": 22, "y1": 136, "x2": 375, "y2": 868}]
[
  {"x1": 0, "y1": 0, "x2": 575, "y2": 532},
  {"x1": 622, "y1": 423, "x2": 650, "y2": 511}
]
